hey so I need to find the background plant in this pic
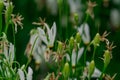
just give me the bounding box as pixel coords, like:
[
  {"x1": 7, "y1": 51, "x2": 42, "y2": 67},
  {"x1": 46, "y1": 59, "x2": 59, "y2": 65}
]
[{"x1": 0, "y1": 0, "x2": 120, "y2": 80}]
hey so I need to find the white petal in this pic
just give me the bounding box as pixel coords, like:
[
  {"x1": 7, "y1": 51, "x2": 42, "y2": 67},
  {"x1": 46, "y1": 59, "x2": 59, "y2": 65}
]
[
  {"x1": 79, "y1": 23, "x2": 90, "y2": 44},
  {"x1": 4, "y1": 44, "x2": 9, "y2": 60},
  {"x1": 78, "y1": 24, "x2": 83, "y2": 35},
  {"x1": 46, "y1": 0, "x2": 58, "y2": 15},
  {"x1": 44, "y1": 22, "x2": 56, "y2": 47},
  {"x1": 66, "y1": 53, "x2": 70, "y2": 62},
  {"x1": 110, "y1": 9, "x2": 120, "y2": 28},
  {"x1": 72, "y1": 49, "x2": 76, "y2": 66},
  {"x1": 84, "y1": 23, "x2": 90, "y2": 42},
  {"x1": 18, "y1": 69, "x2": 25, "y2": 80},
  {"x1": 77, "y1": 47, "x2": 84, "y2": 62},
  {"x1": 38, "y1": 45, "x2": 46, "y2": 56},
  {"x1": 33, "y1": 49, "x2": 41, "y2": 64},
  {"x1": 86, "y1": 62, "x2": 101, "y2": 78},
  {"x1": 29, "y1": 34, "x2": 38, "y2": 45},
  {"x1": 44, "y1": 23, "x2": 51, "y2": 39},
  {"x1": 38, "y1": 27, "x2": 48, "y2": 45},
  {"x1": 50, "y1": 22, "x2": 56, "y2": 46},
  {"x1": 9, "y1": 43, "x2": 15, "y2": 62},
  {"x1": 92, "y1": 68, "x2": 101, "y2": 78},
  {"x1": 27, "y1": 67, "x2": 33, "y2": 80}
]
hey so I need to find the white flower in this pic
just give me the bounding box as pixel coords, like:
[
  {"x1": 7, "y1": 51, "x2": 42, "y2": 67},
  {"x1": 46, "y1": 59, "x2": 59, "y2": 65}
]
[
  {"x1": 46, "y1": 0, "x2": 58, "y2": 15},
  {"x1": 18, "y1": 67, "x2": 33, "y2": 80},
  {"x1": 38, "y1": 22, "x2": 56, "y2": 48},
  {"x1": 92, "y1": 67, "x2": 101, "y2": 78},
  {"x1": 26, "y1": 29, "x2": 46, "y2": 64},
  {"x1": 110, "y1": 9, "x2": 120, "y2": 28},
  {"x1": 18, "y1": 69, "x2": 25, "y2": 80},
  {"x1": 68, "y1": 0, "x2": 84, "y2": 25},
  {"x1": 27, "y1": 67, "x2": 33, "y2": 80},
  {"x1": 66, "y1": 47, "x2": 84, "y2": 66},
  {"x1": 34, "y1": 44, "x2": 46, "y2": 63},
  {"x1": 9, "y1": 43, "x2": 14, "y2": 63},
  {"x1": 86, "y1": 62, "x2": 101, "y2": 78},
  {"x1": 0, "y1": 33, "x2": 15, "y2": 63},
  {"x1": 68, "y1": 0, "x2": 83, "y2": 14},
  {"x1": 78, "y1": 23, "x2": 90, "y2": 44}
]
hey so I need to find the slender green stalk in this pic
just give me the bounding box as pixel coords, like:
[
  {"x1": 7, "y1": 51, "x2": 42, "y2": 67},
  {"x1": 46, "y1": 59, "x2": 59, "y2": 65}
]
[
  {"x1": 0, "y1": 13, "x2": 2, "y2": 33},
  {"x1": 75, "y1": 46, "x2": 78, "y2": 77},
  {"x1": 92, "y1": 46, "x2": 97, "y2": 60},
  {"x1": 64, "y1": 0, "x2": 68, "y2": 38},
  {"x1": 58, "y1": 0, "x2": 62, "y2": 39},
  {"x1": 99, "y1": 67, "x2": 105, "y2": 80},
  {"x1": 4, "y1": 24, "x2": 9, "y2": 34},
  {"x1": 88, "y1": 75, "x2": 91, "y2": 80},
  {"x1": 69, "y1": 49, "x2": 73, "y2": 79},
  {"x1": 83, "y1": 43, "x2": 91, "y2": 67},
  {"x1": 83, "y1": 13, "x2": 90, "y2": 67},
  {"x1": 85, "y1": 14, "x2": 89, "y2": 22},
  {"x1": 12, "y1": 22, "x2": 16, "y2": 67}
]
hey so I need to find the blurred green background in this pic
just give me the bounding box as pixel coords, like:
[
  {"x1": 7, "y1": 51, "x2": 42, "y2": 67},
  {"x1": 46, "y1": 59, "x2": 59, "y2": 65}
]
[{"x1": 9, "y1": 0, "x2": 120, "y2": 79}]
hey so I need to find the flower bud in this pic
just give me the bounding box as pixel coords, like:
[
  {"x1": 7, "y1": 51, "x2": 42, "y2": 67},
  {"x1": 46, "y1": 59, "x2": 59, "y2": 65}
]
[
  {"x1": 5, "y1": 2, "x2": 14, "y2": 24},
  {"x1": 88, "y1": 60, "x2": 95, "y2": 77},
  {"x1": 62, "y1": 62, "x2": 70, "y2": 79},
  {"x1": 75, "y1": 32, "x2": 81, "y2": 44},
  {"x1": 0, "y1": 0, "x2": 4, "y2": 12},
  {"x1": 57, "y1": 41, "x2": 63, "y2": 53},
  {"x1": 103, "y1": 50, "x2": 111, "y2": 69},
  {"x1": 69, "y1": 36, "x2": 74, "y2": 50},
  {"x1": 92, "y1": 33, "x2": 101, "y2": 47},
  {"x1": 30, "y1": 29, "x2": 38, "y2": 35},
  {"x1": 74, "y1": 13, "x2": 79, "y2": 24},
  {"x1": 21, "y1": 65, "x2": 25, "y2": 70}
]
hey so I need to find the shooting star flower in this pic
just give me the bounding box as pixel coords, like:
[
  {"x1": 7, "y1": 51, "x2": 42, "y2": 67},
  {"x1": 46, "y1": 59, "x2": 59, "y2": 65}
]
[{"x1": 78, "y1": 23, "x2": 90, "y2": 45}]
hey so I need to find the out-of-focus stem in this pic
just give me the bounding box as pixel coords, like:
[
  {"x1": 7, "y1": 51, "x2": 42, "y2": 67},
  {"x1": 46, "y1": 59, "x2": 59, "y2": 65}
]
[{"x1": 0, "y1": 13, "x2": 2, "y2": 33}]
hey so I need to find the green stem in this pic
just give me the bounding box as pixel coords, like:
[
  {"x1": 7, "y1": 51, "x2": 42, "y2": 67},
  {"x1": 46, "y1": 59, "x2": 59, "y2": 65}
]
[
  {"x1": 75, "y1": 43, "x2": 80, "y2": 77},
  {"x1": 25, "y1": 36, "x2": 38, "y2": 69},
  {"x1": 99, "y1": 67, "x2": 105, "y2": 80},
  {"x1": 69, "y1": 49, "x2": 73, "y2": 79},
  {"x1": 58, "y1": 0, "x2": 62, "y2": 40},
  {"x1": 83, "y1": 43, "x2": 91, "y2": 67},
  {"x1": 64, "y1": 0, "x2": 68, "y2": 38},
  {"x1": 92, "y1": 46, "x2": 97, "y2": 60},
  {"x1": 88, "y1": 74, "x2": 91, "y2": 80},
  {"x1": 12, "y1": 23, "x2": 16, "y2": 66},
  {"x1": 85, "y1": 14, "x2": 89, "y2": 22},
  {"x1": 0, "y1": 13, "x2": 2, "y2": 34},
  {"x1": 4, "y1": 24, "x2": 9, "y2": 34}
]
